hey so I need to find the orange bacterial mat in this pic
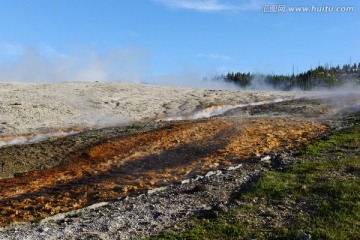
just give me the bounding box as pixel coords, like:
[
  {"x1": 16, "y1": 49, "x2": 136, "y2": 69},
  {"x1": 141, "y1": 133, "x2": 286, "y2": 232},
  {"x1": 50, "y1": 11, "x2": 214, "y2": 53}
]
[{"x1": 0, "y1": 118, "x2": 328, "y2": 225}]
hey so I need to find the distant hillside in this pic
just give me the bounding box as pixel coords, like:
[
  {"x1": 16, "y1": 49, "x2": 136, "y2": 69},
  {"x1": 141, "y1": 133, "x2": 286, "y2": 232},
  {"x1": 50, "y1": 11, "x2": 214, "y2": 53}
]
[{"x1": 211, "y1": 62, "x2": 360, "y2": 90}]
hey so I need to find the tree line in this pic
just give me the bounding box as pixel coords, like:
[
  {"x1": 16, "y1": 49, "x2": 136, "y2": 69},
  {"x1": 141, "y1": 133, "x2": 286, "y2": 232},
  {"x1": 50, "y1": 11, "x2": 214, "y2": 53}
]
[{"x1": 211, "y1": 62, "x2": 360, "y2": 90}]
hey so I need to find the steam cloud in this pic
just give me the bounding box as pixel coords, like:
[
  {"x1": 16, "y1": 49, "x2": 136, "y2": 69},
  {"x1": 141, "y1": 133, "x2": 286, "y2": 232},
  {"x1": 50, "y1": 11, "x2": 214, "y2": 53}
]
[
  {"x1": 0, "y1": 45, "x2": 359, "y2": 93},
  {"x1": 0, "y1": 46, "x2": 148, "y2": 83},
  {"x1": 0, "y1": 45, "x2": 243, "y2": 90},
  {"x1": 152, "y1": 72, "x2": 241, "y2": 90},
  {"x1": 0, "y1": 45, "x2": 231, "y2": 90}
]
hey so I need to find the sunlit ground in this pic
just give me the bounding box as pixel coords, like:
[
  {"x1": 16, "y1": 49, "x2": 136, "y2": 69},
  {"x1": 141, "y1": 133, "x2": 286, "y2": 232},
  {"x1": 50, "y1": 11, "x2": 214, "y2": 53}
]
[{"x1": 0, "y1": 117, "x2": 328, "y2": 225}]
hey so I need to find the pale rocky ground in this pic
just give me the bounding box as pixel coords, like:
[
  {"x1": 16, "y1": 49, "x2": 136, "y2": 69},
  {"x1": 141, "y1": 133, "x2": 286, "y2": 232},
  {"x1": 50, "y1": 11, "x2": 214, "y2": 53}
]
[{"x1": 0, "y1": 82, "x2": 307, "y2": 137}]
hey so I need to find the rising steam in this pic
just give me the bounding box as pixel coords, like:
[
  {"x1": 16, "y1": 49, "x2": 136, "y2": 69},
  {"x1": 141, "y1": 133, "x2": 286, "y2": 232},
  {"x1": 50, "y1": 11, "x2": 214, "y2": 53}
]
[
  {"x1": 0, "y1": 45, "x2": 246, "y2": 90},
  {"x1": 0, "y1": 131, "x2": 79, "y2": 148},
  {"x1": 163, "y1": 98, "x2": 286, "y2": 121},
  {"x1": 0, "y1": 46, "x2": 148, "y2": 83}
]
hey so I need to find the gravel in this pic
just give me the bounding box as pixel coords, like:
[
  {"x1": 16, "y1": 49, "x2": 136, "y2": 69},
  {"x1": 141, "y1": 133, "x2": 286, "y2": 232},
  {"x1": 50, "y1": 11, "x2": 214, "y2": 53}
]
[{"x1": 0, "y1": 152, "x2": 292, "y2": 240}]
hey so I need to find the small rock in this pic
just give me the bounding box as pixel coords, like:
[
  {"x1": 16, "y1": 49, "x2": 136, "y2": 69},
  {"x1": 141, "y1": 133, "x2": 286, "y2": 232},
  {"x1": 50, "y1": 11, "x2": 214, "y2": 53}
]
[
  {"x1": 180, "y1": 179, "x2": 190, "y2": 185},
  {"x1": 260, "y1": 155, "x2": 272, "y2": 167},
  {"x1": 261, "y1": 155, "x2": 271, "y2": 161},
  {"x1": 205, "y1": 170, "x2": 222, "y2": 178},
  {"x1": 86, "y1": 202, "x2": 108, "y2": 210},
  {"x1": 147, "y1": 186, "x2": 168, "y2": 195},
  {"x1": 205, "y1": 171, "x2": 216, "y2": 177},
  {"x1": 224, "y1": 164, "x2": 242, "y2": 171},
  {"x1": 194, "y1": 175, "x2": 204, "y2": 181},
  {"x1": 295, "y1": 232, "x2": 311, "y2": 240}
]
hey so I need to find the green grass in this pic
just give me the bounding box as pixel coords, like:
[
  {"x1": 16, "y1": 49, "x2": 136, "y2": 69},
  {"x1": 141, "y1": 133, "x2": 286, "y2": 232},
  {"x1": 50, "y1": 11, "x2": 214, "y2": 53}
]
[
  {"x1": 153, "y1": 123, "x2": 360, "y2": 239},
  {"x1": 125, "y1": 123, "x2": 142, "y2": 132}
]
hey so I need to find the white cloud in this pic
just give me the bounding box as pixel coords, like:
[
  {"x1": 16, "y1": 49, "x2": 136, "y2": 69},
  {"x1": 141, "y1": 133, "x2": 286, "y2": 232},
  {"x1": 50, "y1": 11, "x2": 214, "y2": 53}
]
[
  {"x1": 197, "y1": 53, "x2": 232, "y2": 61},
  {"x1": 154, "y1": 0, "x2": 231, "y2": 11},
  {"x1": 153, "y1": 0, "x2": 264, "y2": 12}
]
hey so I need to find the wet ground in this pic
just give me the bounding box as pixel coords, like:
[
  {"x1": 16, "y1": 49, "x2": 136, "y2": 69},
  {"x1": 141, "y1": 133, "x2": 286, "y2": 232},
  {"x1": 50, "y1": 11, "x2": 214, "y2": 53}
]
[{"x1": 0, "y1": 96, "x2": 359, "y2": 225}]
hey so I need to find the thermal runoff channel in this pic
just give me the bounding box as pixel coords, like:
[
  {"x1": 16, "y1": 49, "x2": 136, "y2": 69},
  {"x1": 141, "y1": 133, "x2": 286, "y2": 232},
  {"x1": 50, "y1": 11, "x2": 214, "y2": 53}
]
[{"x1": 0, "y1": 117, "x2": 328, "y2": 225}]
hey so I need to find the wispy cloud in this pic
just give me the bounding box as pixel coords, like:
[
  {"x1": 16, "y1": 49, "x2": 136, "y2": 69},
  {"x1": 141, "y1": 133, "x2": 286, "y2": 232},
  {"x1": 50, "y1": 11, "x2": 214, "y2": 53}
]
[
  {"x1": 197, "y1": 53, "x2": 232, "y2": 61},
  {"x1": 153, "y1": 0, "x2": 264, "y2": 12},
  {"x1": 0, "y1": 43, "x2": 24, "y2": 55}
]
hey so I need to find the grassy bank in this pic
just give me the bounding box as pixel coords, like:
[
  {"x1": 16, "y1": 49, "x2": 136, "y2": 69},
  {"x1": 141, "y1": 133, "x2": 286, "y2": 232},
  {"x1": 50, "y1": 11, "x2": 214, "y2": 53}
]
[{"x1": 155, "y1": 120, "x2": 360, "y2": 239}]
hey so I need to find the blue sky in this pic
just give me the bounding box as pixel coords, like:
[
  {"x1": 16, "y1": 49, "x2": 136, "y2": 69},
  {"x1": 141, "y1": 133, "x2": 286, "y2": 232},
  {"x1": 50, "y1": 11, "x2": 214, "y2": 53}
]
[{"x1": 0, "y1": 0, "x2": 359, "y2": 84}]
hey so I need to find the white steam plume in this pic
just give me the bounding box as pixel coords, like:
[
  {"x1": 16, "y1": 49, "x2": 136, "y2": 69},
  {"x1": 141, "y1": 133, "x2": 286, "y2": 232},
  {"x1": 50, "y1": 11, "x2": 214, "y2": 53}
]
[
  {"x1": 152, "y1": 71, "x2": 241, "y2": 90},
  {"x1": 0, "y1": 45, "x2": 244, "y2": 90},
  {"x1": 0, "y1": 46, "x2": 148, "y2": 83}
]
